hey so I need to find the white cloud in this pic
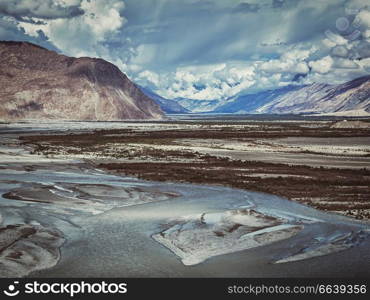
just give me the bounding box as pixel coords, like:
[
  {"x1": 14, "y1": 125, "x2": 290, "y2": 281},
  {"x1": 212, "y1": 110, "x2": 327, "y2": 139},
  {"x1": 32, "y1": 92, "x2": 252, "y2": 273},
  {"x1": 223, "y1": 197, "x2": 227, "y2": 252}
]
[
  {"x1": 281, "y1": 49, "x2": 311, "y2": 61},
  {"x1": 309, "y1": 56, "x2": 334, "y2": 74},
  {"x1": 323, "y1": 31, "x2": 348, "y2": 46},
  {"x1": 333, "y1": 58, "x2": 359, "y2": 69},
  {"x1": 260, "y1": 59, "x2": 309, "y2": 74},
  {"x1": 137, "y1": 70, "x2": 160, "y2": 86},
  {"x1": 135, "y1": 62, "x2": 258, "y2": 100},
  {"x1": 322, "y1": 38, "x2": 337, "y2": 48},
  {"x1": 80, "y1": 0, "x2": 124, "y2": 40},
  {"x1": 259, "y1": 47, "x2": 314, "y2": 74},
  {"x1": 354, "y1": 9, "x2": 370, "y2": 28},
  {"x1": 135, "y1": 60, "x2": 293, "y2": 100},
  {"x1": 19, "y1": 0, "x2": 126, "y2": 57}
]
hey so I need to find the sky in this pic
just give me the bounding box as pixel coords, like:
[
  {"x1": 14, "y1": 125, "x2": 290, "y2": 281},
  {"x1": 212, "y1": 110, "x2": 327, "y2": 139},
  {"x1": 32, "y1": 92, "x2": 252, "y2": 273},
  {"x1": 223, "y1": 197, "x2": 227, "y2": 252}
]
[{"x1": 1, "y1": 0, "x2": 370, "y2": 100}]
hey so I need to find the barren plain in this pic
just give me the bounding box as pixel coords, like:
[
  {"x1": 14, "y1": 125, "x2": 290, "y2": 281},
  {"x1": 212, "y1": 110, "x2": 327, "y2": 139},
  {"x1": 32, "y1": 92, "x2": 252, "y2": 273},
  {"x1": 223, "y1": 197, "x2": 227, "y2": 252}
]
[
  {"x1": 0, "y1": 115, "x2": 369, "y2": 277},
  {"x1": 18, "y1": 116, "x2": 370, "y2": 221}
]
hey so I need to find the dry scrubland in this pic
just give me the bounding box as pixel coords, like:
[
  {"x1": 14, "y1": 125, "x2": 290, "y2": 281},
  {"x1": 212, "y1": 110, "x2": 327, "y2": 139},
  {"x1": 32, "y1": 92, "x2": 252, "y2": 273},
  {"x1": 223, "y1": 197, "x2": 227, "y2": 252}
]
[{"x1": 20, "y1": 119, "x2": 370, "y2": 221}]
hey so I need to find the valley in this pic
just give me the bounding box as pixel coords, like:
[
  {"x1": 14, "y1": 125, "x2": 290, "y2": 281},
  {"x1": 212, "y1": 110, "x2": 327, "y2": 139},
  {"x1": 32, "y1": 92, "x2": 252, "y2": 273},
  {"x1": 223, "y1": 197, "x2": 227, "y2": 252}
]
[{"x1": 15, "y1": 115, "x2": 370, "y2": 221}]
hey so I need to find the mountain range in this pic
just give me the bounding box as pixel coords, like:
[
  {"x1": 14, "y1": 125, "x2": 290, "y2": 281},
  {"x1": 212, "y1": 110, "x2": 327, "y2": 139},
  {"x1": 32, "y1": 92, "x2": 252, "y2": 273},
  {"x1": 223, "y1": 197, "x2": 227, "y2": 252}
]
[
  {"x1": 213, "y1": 85, "x2": 302, "y2": 114},
  {"x1": 254, "y1": 75, "x2": 370, "y2": 115},
  {"x1": 149, "y1": 75, "x2": 370, "y2": 116},
  {"x1": 0, "y1": 41, "x2": 164, "y2": 121},
  {"x1": 1, "y1": 41, "x2": 369, "y2": 119}
]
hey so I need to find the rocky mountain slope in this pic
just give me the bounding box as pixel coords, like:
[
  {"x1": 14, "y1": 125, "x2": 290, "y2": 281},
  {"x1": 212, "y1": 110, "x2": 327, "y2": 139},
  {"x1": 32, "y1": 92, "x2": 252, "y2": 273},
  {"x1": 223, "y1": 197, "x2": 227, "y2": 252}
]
[
  {"x1": 214, "y1": 75, "x2": 370, "y2": 115},
  {"x1": 214, "y1": 85, "x2": 301, "y2": 114},
  {"x1": 257, "y1": 75, "x2": 370, "y2": 115},
  {"x1": 139, "y1": 87, "x2": 189, "y2": 114},
  {"x1": 0, "y1": 41, "x2": 164, "y2": 120}
]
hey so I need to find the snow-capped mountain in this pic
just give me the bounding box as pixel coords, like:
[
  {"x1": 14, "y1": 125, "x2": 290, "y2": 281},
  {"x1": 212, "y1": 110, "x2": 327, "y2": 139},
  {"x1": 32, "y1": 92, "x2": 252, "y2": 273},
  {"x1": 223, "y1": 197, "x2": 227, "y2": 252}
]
[
  {"x1": 137, "y1": 75, "x2": 370, "y2": 116},
  {"x1": 210, "y1": 75, "x2": 370, "y2": 115},
  {"x1": 177, "y1": 98, "x2": 226, "y2": 113},
  {"x1": 257, "y1": 75, "x2": 370, "y2": 115},
  {"x1": 214, "y1": 85, "x2": 302, "y2": 114}
]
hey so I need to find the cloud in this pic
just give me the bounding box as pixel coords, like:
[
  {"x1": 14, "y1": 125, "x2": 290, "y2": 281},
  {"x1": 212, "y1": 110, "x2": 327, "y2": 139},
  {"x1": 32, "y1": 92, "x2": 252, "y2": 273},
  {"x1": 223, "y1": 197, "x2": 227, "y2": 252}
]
[
  {"x1": 0, "y1": 0, "x2": 84, "y2": 21},
  {"x1": 135, "y1": 60, "x2": 290, "y2": 101},
  {"x1": 0, "y1": 15, "x2": 59, "y2": 50},
  {"x1": 309, "y1": 56, "x2": 334, "y2": 74},
  {"x1": 259, "y1": 48, "x2": 312, "y2": 74},
  {"x1": 18, "y1": 0, "x2": 126, "y2": 57},
  {"x1": 333, "y1": 57, "x2": 359, "y2": 69},
  {"x1": 354, "y1": 9, "x2": 370, "y2": 28},
  {"x1": 135, "y1": 63, "x2": 256, "y2": 100},
  {"x1": 137, "y1": 70, "x2": 160, "y2": 86}
]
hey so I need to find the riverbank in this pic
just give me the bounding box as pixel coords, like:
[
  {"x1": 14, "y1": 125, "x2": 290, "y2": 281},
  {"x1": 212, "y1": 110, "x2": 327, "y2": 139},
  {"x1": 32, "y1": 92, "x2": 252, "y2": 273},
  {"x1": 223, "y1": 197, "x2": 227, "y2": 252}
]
[
  {"x1": 0, "y1": 119, "x2": 369, "y2": 277},
  {"x1": 16, "y1": 118, "x2": 370, "y2": 221}
]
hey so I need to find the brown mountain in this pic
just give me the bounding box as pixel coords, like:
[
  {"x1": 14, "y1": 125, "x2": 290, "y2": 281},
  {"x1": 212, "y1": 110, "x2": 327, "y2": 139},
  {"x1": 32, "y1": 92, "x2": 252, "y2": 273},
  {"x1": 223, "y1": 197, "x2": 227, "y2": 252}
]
[{"x1": 0, "y1": 41, "x2": 164, "y2": 120}]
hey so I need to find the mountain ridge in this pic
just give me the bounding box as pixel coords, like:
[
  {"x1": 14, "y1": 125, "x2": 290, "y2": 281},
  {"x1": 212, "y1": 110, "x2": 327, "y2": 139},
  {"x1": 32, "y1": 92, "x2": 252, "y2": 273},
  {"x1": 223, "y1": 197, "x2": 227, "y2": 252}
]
[
  {"x1": 180, "y1": 75, "x2": 370, "y2": 115},
  {"x1": 139, "y1": 87, "x2": 190, "y2": 114},
  {"x1": 0, "y1": 41, "x2": 164, "y2": 121},
  {"x1": 214, "y1": 85, "x2": 303, "y2": 114},
  {"x1": 256, "y1": 75, "x2": 370, "y2": 114}
]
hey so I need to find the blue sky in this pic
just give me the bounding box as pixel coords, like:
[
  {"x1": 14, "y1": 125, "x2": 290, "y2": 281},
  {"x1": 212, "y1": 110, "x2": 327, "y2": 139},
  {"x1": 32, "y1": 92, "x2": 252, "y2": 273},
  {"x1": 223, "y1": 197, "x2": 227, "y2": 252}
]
[{"x1": 1, "y1": 0, "x2": 370, "y2": 100}]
